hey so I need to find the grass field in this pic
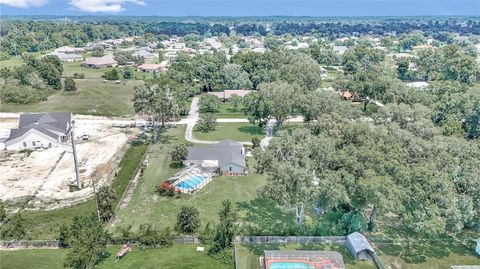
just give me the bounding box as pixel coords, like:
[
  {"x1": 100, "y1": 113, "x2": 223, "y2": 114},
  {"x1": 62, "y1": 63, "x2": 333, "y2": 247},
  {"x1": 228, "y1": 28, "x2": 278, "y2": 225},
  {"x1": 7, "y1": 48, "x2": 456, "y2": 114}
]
[
  {"x1": 0, "y1": 244, "x2": 229, "y2": 269},
  {"x1": 376, "y1": 242, "x2": 480, "y2": 269},
  {"x1": 1, "y1": 78, "x2": 142, "y2": 116},
  {"x1": 202, "y1": 101, "x2": 247, "y2": 119},
  {"x1": 236, "y1": 243, "x2": 376, "y2": 269},
  {"x1": 19, "y1": 143, "x2": 149, "y2": 240},
  {"x1": 193, "y1": 122, "x2": 264, "y2": 142},
  {"x1": 0, "y1": 56, "x2": 24, "y2": 68}
]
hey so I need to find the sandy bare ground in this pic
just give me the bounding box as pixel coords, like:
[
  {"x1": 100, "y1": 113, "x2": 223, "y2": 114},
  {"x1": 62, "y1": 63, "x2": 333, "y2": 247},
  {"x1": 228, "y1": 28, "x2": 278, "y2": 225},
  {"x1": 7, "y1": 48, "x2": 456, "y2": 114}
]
[{"x1": 0, "y1": 118, "x2": 135, "y2": 210}]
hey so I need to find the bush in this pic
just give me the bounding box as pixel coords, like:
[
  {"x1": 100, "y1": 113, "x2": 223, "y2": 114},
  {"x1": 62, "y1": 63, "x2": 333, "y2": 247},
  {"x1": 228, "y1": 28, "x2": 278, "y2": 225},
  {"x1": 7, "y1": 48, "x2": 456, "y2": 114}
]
[
  {"x1": 176, "y1": 206, "x2": 200, "y2": 234},
  {"x1": 73, "y1": 73, "x2": 85, "y2": 79},
  {"x1": 251, "y1": 136, "x2": 261, "y2": 148},
  {"x1": 63, "y1": 78, "x2": 77, "y2": 91},
  {"x1": 104, "y1": 69, "x2": 119, "y2": 80},
  {"x1": 137, "y1": 224, "x2": 174, "y2": 249},
  {"x1": 157, "y1": 180, "x2": 176, "y2": 196},
  {"x1": 196, "y1": 114, "x2": 217, "y2": 133},
  {"x1": 58, "y1": 223, "x2": 70, "y2": 248},
  {"x1": 1, "y1": 212, "x2": 26, "y2": 240}
]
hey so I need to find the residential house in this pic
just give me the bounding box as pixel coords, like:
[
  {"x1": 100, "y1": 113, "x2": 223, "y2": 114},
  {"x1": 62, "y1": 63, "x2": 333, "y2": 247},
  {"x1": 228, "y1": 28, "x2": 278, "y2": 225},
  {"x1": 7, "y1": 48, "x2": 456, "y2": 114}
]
[
  {"x1": 132, "y1": 49, "x2": 157, "y2": 60},
  {"x1": 48, "y1": 52, "x2": 84, "y2": 62},
  {"x1": 4, "y1": 112, "x2": 72, "y2": 151},
  {"x1": 333, "y1": 46, "x2": 348, "y2": 55},
  {"x1": 183, "y1": 140, "x2": 246, "y2": 175},
  {"x1": 137, "y1": 63, "x2": 165, "y2": 73},
  {"x1": 55, "y1": 46, "x2": 85, "y2": 54},
  {"x1": 83, "y1": 55, "x2": 118, "y2": 68}
]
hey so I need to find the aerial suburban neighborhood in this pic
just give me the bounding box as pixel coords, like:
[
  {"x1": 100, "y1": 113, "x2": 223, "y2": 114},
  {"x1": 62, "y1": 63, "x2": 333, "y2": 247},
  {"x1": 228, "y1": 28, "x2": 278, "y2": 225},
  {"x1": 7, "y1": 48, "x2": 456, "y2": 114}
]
[{"x1": 0, "y1": 1, "x2": 479, "y2": 269}]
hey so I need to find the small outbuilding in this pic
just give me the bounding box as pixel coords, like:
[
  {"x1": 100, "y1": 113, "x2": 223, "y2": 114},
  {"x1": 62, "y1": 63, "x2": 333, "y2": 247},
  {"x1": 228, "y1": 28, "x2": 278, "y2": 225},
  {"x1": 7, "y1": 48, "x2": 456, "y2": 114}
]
[
  {"x1": 346, "y1": 232, "x2": 375, "y2": 260},
  {"x1": 476, "y1": 239, "x2": 480, "y2": 256}
]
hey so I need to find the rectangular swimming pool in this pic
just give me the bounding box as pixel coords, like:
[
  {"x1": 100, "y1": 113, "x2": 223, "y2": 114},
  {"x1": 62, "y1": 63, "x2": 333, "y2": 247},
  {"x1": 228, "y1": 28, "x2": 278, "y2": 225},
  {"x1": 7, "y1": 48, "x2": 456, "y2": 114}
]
[{"x1": 175, "y1": 175, "x2": 208, "y2": 191}]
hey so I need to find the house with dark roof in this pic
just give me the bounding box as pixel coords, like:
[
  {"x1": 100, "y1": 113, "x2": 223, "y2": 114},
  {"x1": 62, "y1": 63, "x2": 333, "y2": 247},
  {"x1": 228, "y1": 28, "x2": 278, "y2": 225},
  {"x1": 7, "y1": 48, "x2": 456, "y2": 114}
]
[
  {"x1": 183, "y1": 140, "x2": 246, "y2": 175},
  {"x1": 4, "y1": 112, "x2": 72, "y2": 151}
]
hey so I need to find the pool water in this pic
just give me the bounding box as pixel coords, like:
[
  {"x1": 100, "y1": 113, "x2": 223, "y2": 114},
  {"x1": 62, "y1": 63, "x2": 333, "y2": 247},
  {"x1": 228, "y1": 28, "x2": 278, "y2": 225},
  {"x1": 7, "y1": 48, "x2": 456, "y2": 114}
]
[
  {"x1": 269, "y1": 262, "x2": 314, "y2": 269},
  {"x1": 175, "y1": 175, "x2": 208, "y2": 190}
]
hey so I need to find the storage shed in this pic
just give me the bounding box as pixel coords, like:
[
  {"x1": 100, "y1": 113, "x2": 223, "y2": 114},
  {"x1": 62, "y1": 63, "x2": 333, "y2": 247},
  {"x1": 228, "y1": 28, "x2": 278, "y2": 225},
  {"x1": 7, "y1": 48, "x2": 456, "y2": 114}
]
[{"x1": 346, "y1": 232, "x2": 375, "y2": 260}]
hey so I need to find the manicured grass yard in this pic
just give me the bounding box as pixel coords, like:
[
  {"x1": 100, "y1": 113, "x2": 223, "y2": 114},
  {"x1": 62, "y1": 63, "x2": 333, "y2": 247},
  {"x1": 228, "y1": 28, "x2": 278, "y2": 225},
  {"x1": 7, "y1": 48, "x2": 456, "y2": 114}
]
[
  {"x1": 1, "y1": 78, "x2": 142, "y2": 116},
  {"x1": 236, "y1": 243, "x2": 376, "y2": 269},
  {"x1": 111, "y1": 125, "x2": 296, "y2": 235},
  {"x1": 202, "y1": 101, "x2": 247, "y2": 119},
  {"x1": 193, "y1": 122, "x2": 264, "y2": 142},
  {"x1": 0, "y1": 244, "x2": 229, "y2": 269},
  {"x1": 0, "y1": 56, "x2": 25, "y2": 68},
  {"x1": 20, "y1": 143, "x2": 149, "y2": 240}
]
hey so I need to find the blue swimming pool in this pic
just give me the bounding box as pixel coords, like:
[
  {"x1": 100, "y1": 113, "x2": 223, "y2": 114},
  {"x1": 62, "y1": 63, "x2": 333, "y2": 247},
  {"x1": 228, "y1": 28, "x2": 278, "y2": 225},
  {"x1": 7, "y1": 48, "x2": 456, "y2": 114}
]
[
  {"x1": 175, "y1": 175, "x2": 208, "y2": 190},
  {"x1": 269, "y1": 262, "x2": 314, "y2": 269}
]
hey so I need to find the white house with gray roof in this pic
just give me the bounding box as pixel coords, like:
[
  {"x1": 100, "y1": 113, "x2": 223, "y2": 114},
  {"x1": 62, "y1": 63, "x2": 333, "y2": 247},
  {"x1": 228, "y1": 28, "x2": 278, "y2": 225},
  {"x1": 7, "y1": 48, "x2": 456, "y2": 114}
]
[
  {"x1": 4, "y1": 112, "x2": 72, "y2": 151},
  {"x1": 183, "y1": 140, "x2": 246, "y2": 175}
]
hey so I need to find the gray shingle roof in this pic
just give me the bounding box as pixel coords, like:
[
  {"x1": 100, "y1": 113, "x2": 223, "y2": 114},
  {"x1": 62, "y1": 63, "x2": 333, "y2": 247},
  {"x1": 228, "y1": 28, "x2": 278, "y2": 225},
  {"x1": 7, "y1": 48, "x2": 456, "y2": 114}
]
[
  {"x1": 19, "y1": 112, "x2": 71, "y2": 133},
  {"x1": 186, "y1": 140, "x2": 245, "y2": 168},
  {"x1": 5, "y1": 112, "x2": 71, "y2": 143}
]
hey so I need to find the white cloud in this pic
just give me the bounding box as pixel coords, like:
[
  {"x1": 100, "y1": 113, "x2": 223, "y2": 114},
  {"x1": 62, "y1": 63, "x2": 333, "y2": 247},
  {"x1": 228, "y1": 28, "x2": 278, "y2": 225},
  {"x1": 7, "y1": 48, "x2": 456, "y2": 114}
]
[
  {"x1": 0, "y1": 0, "x2": 48, "y2": 8},
  {"x1": 70, "y1": 0, "x2": 146, "y2": 13}
]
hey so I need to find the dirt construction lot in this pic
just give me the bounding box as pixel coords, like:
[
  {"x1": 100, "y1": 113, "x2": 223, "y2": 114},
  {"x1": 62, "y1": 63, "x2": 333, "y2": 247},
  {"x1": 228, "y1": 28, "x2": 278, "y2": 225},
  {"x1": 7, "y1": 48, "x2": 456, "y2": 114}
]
[{"x1": 0, "y1": 118, "x2": 136, "y2": 210}]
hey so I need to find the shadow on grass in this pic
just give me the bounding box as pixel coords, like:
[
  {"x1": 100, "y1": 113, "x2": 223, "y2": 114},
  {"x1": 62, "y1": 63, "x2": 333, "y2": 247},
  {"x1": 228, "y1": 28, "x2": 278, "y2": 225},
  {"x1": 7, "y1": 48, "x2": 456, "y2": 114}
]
[
  {"x1": 376, "y1": 222, "x2": 478, "y2": 264},
  {"x1": 236, "y1": 198, "x2": 295, "y2": 235},
  {"x1": 243, "y1": 243, "x2": 283, "y2": 256},
  {"x1": 237, "y1": 126, "x2": 263, "y2": 136}
]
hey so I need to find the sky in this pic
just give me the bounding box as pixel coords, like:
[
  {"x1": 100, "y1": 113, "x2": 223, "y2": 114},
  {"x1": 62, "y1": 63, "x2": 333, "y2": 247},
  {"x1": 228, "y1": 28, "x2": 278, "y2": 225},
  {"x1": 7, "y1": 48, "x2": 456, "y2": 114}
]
[{"x1": 0, "y1": 0, "x2": 479, "y2": 17}]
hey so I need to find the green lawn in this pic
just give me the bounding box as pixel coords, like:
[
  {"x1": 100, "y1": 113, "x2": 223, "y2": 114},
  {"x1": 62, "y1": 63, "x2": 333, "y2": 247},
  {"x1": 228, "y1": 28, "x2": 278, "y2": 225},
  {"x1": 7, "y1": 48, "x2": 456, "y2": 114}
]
[
  {"x1": 202, "y1": 101, "x2": 247, "y2": 119},
  {"x1": 0, "y1": 244, "x2": 229, "y2": 269},
  {"x1": 1, "y1": 78, "x2": 142, "y2": 116},
  {"x1": 0, "y1": 56, "x2": 24, "y2": 68},
  {"x1": 19, "y1": 144, "x2": 149, "y2": 240},
  {"x1": 376, "y1": 242, "x2": 480, "y2": 269},
  {"x1": 112, "y1": 125, "x2": 296, "y2": 236},
  {"x1": 236, "y1": 243, "x2": 376, "y2": 269},
  {"x1": 193, "y1": 122, "x2": 264, "y2": 142}
]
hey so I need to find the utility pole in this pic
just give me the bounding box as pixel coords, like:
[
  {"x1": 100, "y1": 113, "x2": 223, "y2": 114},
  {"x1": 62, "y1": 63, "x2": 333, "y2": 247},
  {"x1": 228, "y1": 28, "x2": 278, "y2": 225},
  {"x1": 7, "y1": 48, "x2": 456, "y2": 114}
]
[{"x1": 70, "y1": 120, "x2": 81, "y2": 189}]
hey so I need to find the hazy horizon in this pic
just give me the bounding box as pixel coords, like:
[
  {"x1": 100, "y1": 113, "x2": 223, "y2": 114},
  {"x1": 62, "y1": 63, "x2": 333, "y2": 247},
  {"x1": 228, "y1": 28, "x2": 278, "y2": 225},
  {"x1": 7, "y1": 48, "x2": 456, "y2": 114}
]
[{"x1": 1, "y1": 0, "x2": 479, "y2": 17}]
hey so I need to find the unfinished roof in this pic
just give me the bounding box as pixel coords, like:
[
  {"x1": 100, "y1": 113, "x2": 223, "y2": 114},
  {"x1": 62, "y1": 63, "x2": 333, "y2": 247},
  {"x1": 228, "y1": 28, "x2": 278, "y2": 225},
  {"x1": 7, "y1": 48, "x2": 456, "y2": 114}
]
[{"x1": 347, "y1": 232, "x2": 375, "y2": 254}]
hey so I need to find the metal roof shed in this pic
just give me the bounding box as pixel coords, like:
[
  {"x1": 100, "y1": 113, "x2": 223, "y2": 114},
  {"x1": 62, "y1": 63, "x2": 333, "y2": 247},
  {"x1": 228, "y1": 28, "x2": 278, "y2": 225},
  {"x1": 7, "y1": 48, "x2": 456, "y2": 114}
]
[{"x1": 347, "y1": 232, "x2": 375, "y2": 260}]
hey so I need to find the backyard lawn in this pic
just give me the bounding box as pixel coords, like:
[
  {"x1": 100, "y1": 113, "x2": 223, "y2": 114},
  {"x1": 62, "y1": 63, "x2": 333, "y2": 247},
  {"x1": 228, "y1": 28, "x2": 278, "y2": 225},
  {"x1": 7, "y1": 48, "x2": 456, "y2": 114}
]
[
  {"x1": 1, "y1": 78, "x2": 142, "y2": 116},
  {"x1": 19, "y1": 143, "x2": 149, "y2": 240},
  {"x1": 202, "y1": 101, "x2": 247, "y2": 119},
  {"x1": 111, "y1": 125, "x2": 297, "y2": 236},
  {"x1": 193, "y1": 122, "x2": 264, "y2": 142},
  {"x1": 0, "y1": 244, "x2": 229, "y2": 269},
  {"x1": 236, "y1": 243, "x2": 376, "y2": 269},
  {"x1": 376, "y1": 242, "x2": 480, "y2": 269}
]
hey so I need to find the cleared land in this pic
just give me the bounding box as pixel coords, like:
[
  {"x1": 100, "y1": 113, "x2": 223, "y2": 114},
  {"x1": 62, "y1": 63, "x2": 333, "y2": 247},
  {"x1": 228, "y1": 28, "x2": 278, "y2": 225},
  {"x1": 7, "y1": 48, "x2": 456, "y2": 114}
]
[
  {"x1": 1, "y1": 79, "x2": 141, "y2": 116},
  {"x1": 0, "y1": 119, "x2": 136, "y2": 210},
  {"x1": 0, "y1": 244, "x2": 229, "y2": 269},
  {"x1": 14, "y1": 143, "x2": 148, "y2": 239}
]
